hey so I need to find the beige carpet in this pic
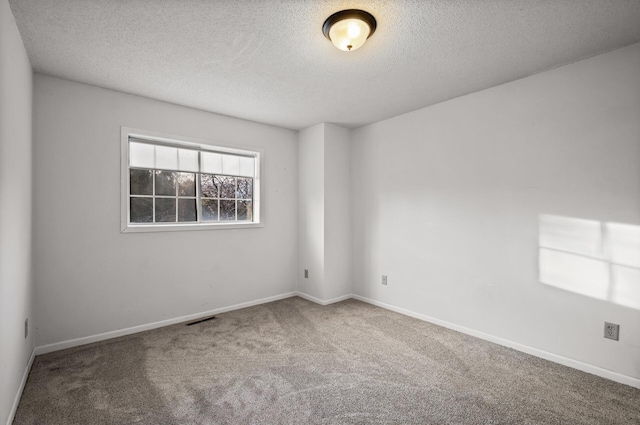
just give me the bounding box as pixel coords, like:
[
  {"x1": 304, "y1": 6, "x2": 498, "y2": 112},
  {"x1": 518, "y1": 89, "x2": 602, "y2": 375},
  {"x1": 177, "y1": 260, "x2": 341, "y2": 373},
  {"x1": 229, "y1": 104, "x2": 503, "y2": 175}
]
[{"x1": 14, "y1": 297, "x2": 640, "y2": 424}]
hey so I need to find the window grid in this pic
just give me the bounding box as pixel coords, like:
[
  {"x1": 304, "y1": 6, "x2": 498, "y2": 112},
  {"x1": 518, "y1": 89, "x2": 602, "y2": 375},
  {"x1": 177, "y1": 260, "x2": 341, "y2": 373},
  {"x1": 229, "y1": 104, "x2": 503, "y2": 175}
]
[
  {"x1": 129, "y1": 166, "x2": 253, "y2": 224},
  {"x1": 199, "y1": 174, "x2": 254, "y2": 222}
]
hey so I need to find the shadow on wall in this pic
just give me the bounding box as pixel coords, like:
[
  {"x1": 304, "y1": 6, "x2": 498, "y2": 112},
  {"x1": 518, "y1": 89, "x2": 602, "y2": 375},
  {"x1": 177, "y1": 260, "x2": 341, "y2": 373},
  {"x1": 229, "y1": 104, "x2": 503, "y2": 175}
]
[{"x1": 539, "y1": 214, "x2": 640, "y2": 310}]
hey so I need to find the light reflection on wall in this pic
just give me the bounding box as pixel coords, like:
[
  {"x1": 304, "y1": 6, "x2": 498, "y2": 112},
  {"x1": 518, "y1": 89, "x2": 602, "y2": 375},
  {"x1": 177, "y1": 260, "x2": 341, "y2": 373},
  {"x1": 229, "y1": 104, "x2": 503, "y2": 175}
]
[{"x1": 539, "y1": 215, "x2": 640, "y2": 310}]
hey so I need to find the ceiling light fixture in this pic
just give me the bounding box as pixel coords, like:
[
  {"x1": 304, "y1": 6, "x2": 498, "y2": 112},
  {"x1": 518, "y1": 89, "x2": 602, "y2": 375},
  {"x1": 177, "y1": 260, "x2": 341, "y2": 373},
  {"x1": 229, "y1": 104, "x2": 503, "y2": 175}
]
[{"x1": 322, "y1": 9, "x2": 377, "y2": 51}]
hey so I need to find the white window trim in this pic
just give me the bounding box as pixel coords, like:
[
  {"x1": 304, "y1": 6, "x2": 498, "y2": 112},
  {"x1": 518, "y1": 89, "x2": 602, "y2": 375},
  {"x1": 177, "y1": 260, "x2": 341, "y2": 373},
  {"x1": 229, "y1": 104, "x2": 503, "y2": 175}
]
[{"x1": 121, "y1": 126, "x2": 263, "y2": 233}]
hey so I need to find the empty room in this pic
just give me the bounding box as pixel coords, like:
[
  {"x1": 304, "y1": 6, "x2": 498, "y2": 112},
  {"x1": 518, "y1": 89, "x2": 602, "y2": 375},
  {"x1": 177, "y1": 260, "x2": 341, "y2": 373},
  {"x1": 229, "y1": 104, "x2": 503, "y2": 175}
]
[{"x1": 1, "y1": 1, "x2": 640, "y2": 424}]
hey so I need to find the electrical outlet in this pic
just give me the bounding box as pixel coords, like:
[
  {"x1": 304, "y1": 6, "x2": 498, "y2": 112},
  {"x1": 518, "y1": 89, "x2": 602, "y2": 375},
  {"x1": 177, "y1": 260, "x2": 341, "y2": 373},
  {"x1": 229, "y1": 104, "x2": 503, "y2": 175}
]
[
  {"x1": 382, "y1": 275, "x2": 387, "y2": 285},
  {"x1": 25, "y1": 318, "x2": 28, "y2": 339},
  {"x1": 304, "y1": 269, "x2": 308, "y2": 279},
  {"x1": 604, "y1": 322, "x2": 619, "y2": 341}
]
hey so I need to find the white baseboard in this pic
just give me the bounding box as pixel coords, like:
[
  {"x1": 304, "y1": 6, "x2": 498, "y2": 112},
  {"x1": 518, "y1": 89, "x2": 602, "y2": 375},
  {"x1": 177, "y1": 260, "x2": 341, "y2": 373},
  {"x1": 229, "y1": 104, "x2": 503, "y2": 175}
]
[
  {"x1": 30, "y1": 290, "x2": 640, "y2": 390},
  {"x1": 35, "y1": 292, "x2": 297, "y2": 355},
  {"x1": 6, "y1": 348, "x2": 35, "y2": 425},
  {"x1": 352, "y1": 294, "x2": 640, "y2": 389},
  {"x1": 295, "y1": 291, "x2": 352, "y2": 306}
]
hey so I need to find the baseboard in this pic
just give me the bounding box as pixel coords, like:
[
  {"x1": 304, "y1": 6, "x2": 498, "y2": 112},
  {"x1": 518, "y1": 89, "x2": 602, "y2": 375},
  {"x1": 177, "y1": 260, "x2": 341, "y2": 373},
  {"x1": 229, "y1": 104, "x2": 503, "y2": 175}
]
[
  {"x1": 35, "y1": 292, "x2": 297, "y2": 355},
  {"x1": 295, "y1": 291, "x2": 352, "y2": 306},
  {"x1": 352, "y1": 294, "x2": 640, "y2": 389},
  {"x1": 6, "y1": 347, "x2": 35, "y2": 425},
  {"x1": 30, "y1": 290, "x2": 640, "y2": 389}
]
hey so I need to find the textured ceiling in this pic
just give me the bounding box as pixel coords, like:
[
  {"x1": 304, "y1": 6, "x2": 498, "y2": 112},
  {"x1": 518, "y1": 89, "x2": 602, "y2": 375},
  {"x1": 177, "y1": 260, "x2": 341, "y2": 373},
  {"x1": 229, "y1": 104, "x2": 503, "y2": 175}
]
[{"x1": 9, "y1": 0, "x2": 640, "y2": 130}]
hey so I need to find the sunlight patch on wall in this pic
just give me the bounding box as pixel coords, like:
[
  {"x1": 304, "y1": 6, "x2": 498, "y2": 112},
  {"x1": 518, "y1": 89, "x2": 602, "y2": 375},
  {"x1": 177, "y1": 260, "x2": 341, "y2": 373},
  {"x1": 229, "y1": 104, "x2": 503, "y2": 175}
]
[{"x1": 539, "y1": 215, "x2": 640, "y2": 310}]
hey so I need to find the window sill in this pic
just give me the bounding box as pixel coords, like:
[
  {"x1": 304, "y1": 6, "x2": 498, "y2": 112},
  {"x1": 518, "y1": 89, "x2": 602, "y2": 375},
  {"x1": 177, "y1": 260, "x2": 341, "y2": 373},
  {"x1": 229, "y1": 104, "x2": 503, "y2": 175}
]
[{"x1": 121, "y1": 221, "x2": 263, "y2": 233}]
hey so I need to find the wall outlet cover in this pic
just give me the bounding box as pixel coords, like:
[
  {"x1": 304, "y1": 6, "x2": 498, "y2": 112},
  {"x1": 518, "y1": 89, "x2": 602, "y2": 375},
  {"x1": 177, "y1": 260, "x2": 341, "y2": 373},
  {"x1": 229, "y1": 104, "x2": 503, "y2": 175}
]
[
  {"x1": 604, "y1": 322, "x2": 619, "y2": 341},
  {"x1": 382, "y1": 275, "x2": 388, "y2": 285}
]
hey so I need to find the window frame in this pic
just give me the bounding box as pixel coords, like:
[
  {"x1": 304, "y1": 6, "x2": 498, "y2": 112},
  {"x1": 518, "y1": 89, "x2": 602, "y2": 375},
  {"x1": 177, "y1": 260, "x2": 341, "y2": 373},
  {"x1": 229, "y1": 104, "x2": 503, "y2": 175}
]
[{"x1": 121, "y1": 127, "x2": 263, "y2": 233}]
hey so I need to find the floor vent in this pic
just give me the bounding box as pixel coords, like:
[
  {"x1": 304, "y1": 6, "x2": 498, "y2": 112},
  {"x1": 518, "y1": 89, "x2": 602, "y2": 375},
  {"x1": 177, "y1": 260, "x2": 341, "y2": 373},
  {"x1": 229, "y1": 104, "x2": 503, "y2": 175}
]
[{"x1": 186, "y1": 316, "x2": 216, "y2": 326}]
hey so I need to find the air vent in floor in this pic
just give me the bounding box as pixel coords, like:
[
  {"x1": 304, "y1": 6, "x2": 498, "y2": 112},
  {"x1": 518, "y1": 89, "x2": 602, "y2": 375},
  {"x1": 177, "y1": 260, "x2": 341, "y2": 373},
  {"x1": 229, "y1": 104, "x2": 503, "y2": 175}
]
[{"x1": 186, "y1": 316, "x2": 216, "y2": 326}]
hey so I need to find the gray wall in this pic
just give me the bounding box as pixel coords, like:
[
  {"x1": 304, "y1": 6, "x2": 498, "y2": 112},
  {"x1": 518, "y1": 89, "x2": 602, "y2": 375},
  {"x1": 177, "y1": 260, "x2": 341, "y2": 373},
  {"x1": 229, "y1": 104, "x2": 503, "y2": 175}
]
[
  {"x1": 33, "y1": 75, "x2": 298, "y2": 347},
  {"x1": 351, "y1": 43, "x2": 640, "y2": 380},
  {"x1": 0, "y1": 0, "x2": 34, "y2": 423}
]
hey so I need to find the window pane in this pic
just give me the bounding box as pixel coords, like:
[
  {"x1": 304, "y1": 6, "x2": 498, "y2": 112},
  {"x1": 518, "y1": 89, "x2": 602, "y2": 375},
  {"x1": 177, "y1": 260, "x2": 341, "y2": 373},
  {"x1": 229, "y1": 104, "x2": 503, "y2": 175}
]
[
  {"x1": 155, "y1": 170, "x2": 176, "y2": 196},
  {"x1": 155, "y1": 146, "x2": 178, "y2": 170},
  {"x1": 218, "y1": 176, "x2": 236, "y2": 198},
  {"x1": 237, "y1": 178, "x2": 253, "y2": 199},
  {"x1": 177, "y1": 173, "x2": 196, "y2": 196},
  {"x1": 155, "y1": 198, "x2": 176, "y2": 222},
  {"x1": 130, "y1": 197, "x2": 153, "y2": 223},
  {"x1": 201, "y1": 152, "x2": 222, "y2": 174},
  {"x1": 178, "y1": 149, "x2": 199, "y2": 172},
  {"x1": 239, "y1": 156, "x2": 255, "y2": 177},
  {"x1": 130, "y1": 169, "x2": 153, "y2": 195},
  {"x1": 130, "y1": 142, "x2": 155, "y2": 168},
  {"x1": 202, "y1": 199, "x2": 219, "y2": 221},
  {"x1": 178, "y1": 199, "x2": 197, "y2": 222},
  {"x1": 237, "y1": 200, "x2": 252, "y2": 221},
  {"x1": 222, "y1": 154, "x2": 240, "y2": 176},
  {"x1": 200, "y1": 174, "x2": 219, "y2": 198},
  {"x1": 220, "y1": 200, "x2": 236, "y2": 221}
]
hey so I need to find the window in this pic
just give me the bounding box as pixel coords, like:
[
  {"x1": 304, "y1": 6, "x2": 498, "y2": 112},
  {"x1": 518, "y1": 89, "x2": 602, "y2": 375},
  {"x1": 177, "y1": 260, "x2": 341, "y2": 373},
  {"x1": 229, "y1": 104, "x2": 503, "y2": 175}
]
[{"x1": 121, "y1": 127, "x2": 261, "y2": 232}]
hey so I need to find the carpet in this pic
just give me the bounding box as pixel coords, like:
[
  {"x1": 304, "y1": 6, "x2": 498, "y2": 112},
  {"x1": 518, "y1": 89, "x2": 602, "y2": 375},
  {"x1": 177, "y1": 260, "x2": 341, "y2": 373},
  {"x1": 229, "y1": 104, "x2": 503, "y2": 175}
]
[{"x1": 13, "y1": 297, "x2": 640, "y2": 424}]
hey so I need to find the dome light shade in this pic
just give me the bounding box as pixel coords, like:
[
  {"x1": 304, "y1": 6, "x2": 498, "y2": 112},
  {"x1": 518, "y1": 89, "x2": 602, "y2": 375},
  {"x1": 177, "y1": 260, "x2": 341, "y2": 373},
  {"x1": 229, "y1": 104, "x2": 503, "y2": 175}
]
[{"x1": 322, "y1": 9, "x2": 377, "y2": 51}]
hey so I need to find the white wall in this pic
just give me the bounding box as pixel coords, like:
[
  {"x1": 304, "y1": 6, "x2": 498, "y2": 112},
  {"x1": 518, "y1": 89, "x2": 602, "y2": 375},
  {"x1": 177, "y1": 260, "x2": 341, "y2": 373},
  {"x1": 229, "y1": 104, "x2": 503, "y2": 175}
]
[
  {"x1": 324, "y1": 124, "x2": 351, "y2": 300},
  {"x1": 351, "y1": 43, "x2": 640, "y2": 380},
  {"x1": 0, "y1": 1, "x2": 34, "y2": 423},
  {"x1": 32, "y1": 75, "x2": 298, "y2": 347},
  {"x1": 297, "y1": 124, "x2": 325, "y2": 299},
  {"x1": 297, "y1": 123, "x2": 352, "y2": 302}
]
